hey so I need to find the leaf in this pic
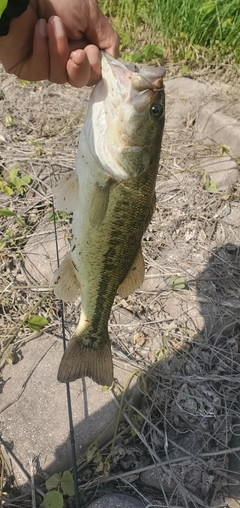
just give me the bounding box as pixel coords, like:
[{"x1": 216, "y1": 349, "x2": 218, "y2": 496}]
[
  {"x1": 19, "y1": 79, "x2": 31, "y2": 87},
  {"x1": 86, "y1": 444, "x2": 97, "y2": 463},
  {"x1": 46, "y1": 474, "x2": 61, "y2": 491},
  {"x1": 101, "y1": 385, "x2": 110, "y2": 392},
  {"x1": 219, "y1": 144, "x2": 230, "y2": 155},
  {"x1": 198, "y1": 0, "x2": 216, "y2": 15},
  {"x1": 170, "y1": 276, "x2": 186, "y2": 290},
  {"x1": 20, "y1": 175, "x2": 31, "y2": 185},
  {"x1": 9, "y1": 167, "x2": 19, "y2": 182},
  {"x1": 0, "y1": 182, "x2": 13, "y2": 195},
  {"x1": 61, "y1": 471, "x2": 74, "y2": 496},
  {"x1": 95, "y1": 461, "x2": 104, "y2": 473},
  {"x1": 0, "y1": 209, "x2": 16, "y2": 216},
  {"x1": 144, "y1": 43, "x2": 163, "y2": 60},
  {"x1": 128, "y1": 51, "x2": 144, "y2": 63},
  {"x1": 28, "y1": 315, "x2": 48, "y2": 332},
  {"x1": 204, "y1": 175, "x2": 217, "y2": 193},
  {"x1": 180, "y1": 65, "x2": 189, "y2": 74},
  {"x1": 5, "y1": 115, "x2": 13, "y2": 127},
  {"x1": 43, "y1": 490, "x2": 63, "y2": 508},
  {"x1": 0, "y1": 241, "x2": 6, "y2": 250},
  {"x1": 12, "y1": 178, "x2": 23, "y2": 190}
]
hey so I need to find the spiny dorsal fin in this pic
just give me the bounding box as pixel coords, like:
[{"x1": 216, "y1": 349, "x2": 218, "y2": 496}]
[
  {"x1": 53, "y1": 171, "x2": 79, "y2": 212},
  {"x1": 90, "y1": 180, "x2": 111, "y2": 229},
  {"x1": 52, "y1": 253, "x2": 80, "y2": 302},
  {"x1": 57, "y1": 332, "x2": 113, "y2": 386},
  {"x1": 118, "y1": 247, "x2": 145, "y2": 298}
]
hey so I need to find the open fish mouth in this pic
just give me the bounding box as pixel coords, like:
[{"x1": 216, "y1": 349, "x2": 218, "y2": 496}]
[{"x1": 101, "y1": 51, "x2": 165, "y2": 92}]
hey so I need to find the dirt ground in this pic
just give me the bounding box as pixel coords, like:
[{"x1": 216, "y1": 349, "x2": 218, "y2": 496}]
[{"x1": 0, "y1": 61, "x2": 240, "y2": 508}]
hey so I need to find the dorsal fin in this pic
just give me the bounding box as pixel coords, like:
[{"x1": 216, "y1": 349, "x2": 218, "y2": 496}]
[
  {"x1": 53, "y1": 171, "x2": 79, "y2": 212},
  {"x1": 118, "y1": 248, "x2": 145, "y2": 298},
  {"x1": 52, "y1": 253, "x2": 80, "y2": 302}
]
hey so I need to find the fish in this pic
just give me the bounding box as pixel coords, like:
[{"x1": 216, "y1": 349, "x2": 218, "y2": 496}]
[{"x1": 52, "y1": 52, "x2": 165, "y2": 386}]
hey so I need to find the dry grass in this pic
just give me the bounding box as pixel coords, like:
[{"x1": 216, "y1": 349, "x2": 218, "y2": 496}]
[{"x1": 0, "y1": 62, "x2": 240, "y2": 508}]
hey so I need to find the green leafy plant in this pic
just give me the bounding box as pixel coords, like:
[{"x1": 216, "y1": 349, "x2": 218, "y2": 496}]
[
  {"x1": 5, "y1": 115, "x2": 13, "y2": 127},
  {"x1": 0, "y1": 209, "x2": 16, "y2": 217},
  {"x1": 203, "y1": 173, "x2": 217, "y2": 192},
  {"x1": 0, "y1": 167, "x2": 31, "y2": 196},
  {"x1": 169, "y1": 275, "x2": 187, "y2": 290},
  {"x1": 128, "y1": 43, "x2": 164, "y2": 63},
  {"x1": 43, "y1": 471, "x2": 74, "y2": 508},
  {"x1": 27, "y1": 315, "x2": 48, "y2": 332},
  {"x1": 100, "y1": 0, "x2": 240, "y2": 64}
]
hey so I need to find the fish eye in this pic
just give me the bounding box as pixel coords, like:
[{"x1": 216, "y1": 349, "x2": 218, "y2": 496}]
[{"x1": 150, "y1": 104, "x2": 163, "y2": 117}]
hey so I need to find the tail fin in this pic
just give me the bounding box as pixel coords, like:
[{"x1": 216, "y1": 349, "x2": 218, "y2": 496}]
[{"x1": 57, "y1": 332, "x2": 113, "y2": 386}]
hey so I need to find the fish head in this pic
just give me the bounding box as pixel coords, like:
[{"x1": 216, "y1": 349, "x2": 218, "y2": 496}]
[{"x1": 86, "y1": 52, "x2": 165, "y2": 181}]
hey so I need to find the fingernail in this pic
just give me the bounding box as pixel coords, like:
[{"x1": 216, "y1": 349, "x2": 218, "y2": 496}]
[
  {"x1": 88, "y1": 48, "x2": 100, "y2": 66},
  {"x1": 51, "y1": 16, "x2": 64, "y2": 37},
  {"x1": 38, "y1": 18, "x2": 47, "y2": 37}
]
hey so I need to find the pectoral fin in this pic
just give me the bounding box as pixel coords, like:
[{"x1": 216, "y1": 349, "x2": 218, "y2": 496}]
[
  {"x1": 118, "y1": 248, "x2": 145, "y2": 298},
  {"x1": 90, "y1": 180, "x2": 111, "y2": 228},
  {"x1": 53, "y1": 171, "x2": 79, "y2": 212},
  {"x1": 52, "y1": 253, "x2": 80, "y2": 302}
]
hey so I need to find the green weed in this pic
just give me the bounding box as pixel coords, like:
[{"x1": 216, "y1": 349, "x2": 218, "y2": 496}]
[
  {"x1": 43, "y1": 471, "x2": 74, "y2": 508},
  {"x1": 100, "y1": 0, "x2": 240, "y2": 63},
  {"x1": 0, "y1": 166, "x2": 31, "y2": 196}
]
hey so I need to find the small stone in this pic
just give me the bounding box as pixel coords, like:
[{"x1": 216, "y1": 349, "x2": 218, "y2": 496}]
[{"x1": 133, "y1": 332, "x2": 146, "y2": 346}]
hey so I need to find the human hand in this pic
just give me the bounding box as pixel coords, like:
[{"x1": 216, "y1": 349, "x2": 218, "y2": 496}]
[{"x1": 0, "y1": 0, "x2": 119, "y2": 87}]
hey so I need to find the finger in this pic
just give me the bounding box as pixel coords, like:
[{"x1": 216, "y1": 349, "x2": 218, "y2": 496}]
[
  {"x1": 66, "y1": 45, "x2": 101, "y2": 88},
  {"x1": 84, "y1": 45, "x2": 101, "y2": 86},
  {"x1": 21, "y1": 18, "x2": 49, "y2": 81},
  {"x1": 47, "y1": 16, "x2": 69, "y2": 84},
  {"x1": 66, "y1": 49, "x2": 91, "y2": 88}
]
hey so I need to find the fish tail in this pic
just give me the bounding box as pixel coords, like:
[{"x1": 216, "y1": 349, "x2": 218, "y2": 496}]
[{"x1": 57, "y1": 330, "x2": 113, "y2": 386}]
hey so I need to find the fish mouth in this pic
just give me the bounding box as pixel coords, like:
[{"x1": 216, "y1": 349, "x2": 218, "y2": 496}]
[{"x1": 101, "y1": 51, "x2": 165, "y2": 93}]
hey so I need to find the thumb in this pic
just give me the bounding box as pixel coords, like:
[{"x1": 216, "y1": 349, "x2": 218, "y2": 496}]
[{"x1": 84, "y1": 6, "x2": 119, "y2": 57}]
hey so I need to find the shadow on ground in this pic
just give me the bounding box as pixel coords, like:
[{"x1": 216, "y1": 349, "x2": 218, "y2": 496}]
[{"x1": 2, "y1": 243, "x2": 239, "y2": 508}]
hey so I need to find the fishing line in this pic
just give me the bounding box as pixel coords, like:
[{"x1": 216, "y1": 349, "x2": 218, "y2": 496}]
[{"x1": 51, "y1": 192, "x2": 80, "y2": 508}]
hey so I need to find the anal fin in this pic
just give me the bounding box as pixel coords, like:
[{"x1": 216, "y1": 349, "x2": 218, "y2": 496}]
[
  {"x1": 53, "y1": 171, "x2": 79, "y2": 212},
  {"x1": 52, "y1": 253, "x2": 80, "y2": 302},
  {"x1": 118, "y1": 247, "x2": 145, "y2": 298}
]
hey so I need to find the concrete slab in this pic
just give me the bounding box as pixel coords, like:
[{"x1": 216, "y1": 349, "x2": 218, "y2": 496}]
[
  {"x1": 196, "y1": 101, "x2": 240, "y2": 156},
  {"x1": 164, "y1": 77, "x2": 212, "y2": 130},
  {"x1": 201, "y1": 156, "x2": 239, "y2": 191},
  {"x1": 0, "y1": 334, "x2": 133, "y2": 484}
]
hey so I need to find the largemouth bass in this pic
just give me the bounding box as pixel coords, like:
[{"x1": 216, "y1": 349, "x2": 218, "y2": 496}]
[{"x1": 53, "y1": 52, "x2": 165, "y2": 386}]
